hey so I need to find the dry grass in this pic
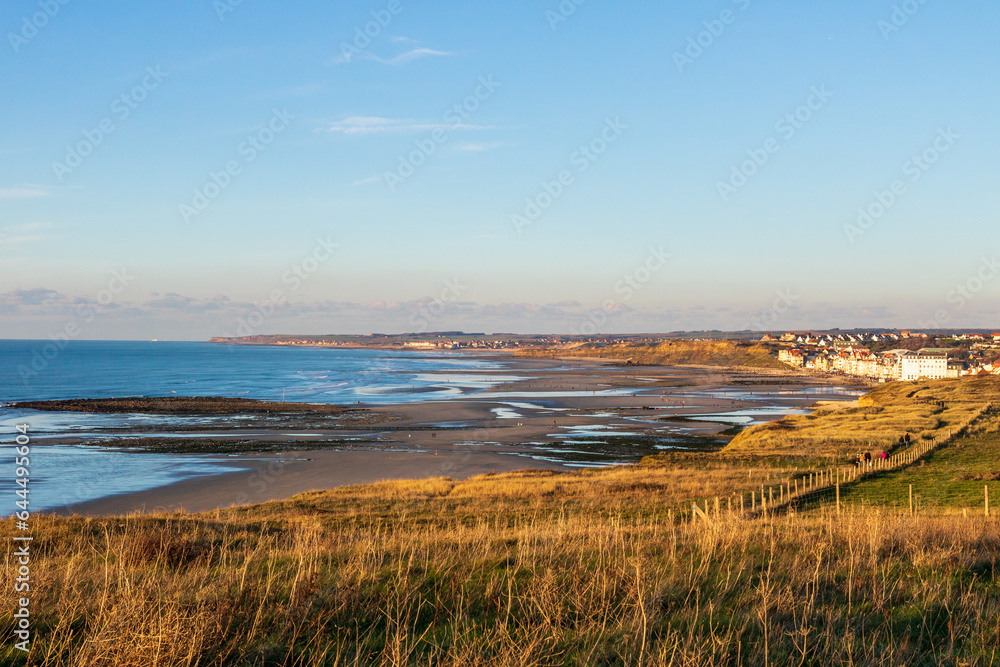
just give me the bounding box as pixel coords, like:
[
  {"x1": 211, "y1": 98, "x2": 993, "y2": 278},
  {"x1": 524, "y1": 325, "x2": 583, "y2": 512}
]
[
  {"x1": 3, "y1": 468, "x2": 999, "y2": 666},
  {"x1": 726, "y1": 377, "x2": 1000, "y2": 458}
]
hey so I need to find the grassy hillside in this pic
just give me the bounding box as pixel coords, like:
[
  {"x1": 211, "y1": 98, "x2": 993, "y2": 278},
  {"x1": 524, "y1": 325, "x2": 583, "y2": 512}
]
[
  {"x1": 517, "y1": 340, "x2": 789, "y2": 369},
  {"x1": 838, "y1": 429, "x2": 1000, "y2": 511},
  {"x1": 725, "y1": 376, "x2": 1000, "y2": 459},
  {"x1": 4, "y1": 467, "x2": 999, "y2": 666}
]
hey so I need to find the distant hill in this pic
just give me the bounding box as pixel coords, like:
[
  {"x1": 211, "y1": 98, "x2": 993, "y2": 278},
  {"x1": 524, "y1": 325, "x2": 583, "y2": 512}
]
[{"x1": 516, "y1": 340, "x2": 789, "y2": 369}]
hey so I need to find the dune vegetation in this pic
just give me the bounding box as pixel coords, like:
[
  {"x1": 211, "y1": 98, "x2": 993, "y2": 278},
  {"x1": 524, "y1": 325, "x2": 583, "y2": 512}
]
[
  {"x1": 725, "y1": 376, "x2": 1000, "y2": 459},
  {"x1": 516, "y1": 340, "x2": 789, "y2": 370}
]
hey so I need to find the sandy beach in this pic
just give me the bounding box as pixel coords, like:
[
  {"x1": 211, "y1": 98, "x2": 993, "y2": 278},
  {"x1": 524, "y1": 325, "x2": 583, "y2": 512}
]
[
  {"x1": 29, "y1": 355, "x2": 866, "y2": 516},
  {"x1": 54, "y1": 449, "x2": 567, "y2": 516}
]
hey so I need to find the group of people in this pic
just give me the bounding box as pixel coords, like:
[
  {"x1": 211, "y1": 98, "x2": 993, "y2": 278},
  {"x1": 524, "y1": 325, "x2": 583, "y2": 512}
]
[
  {"x1": 855, "y1": 433, "x2": 910, "y2": 469},
  {"x1": 856, "y1": 451, "x2": 885, "y2": 468}
]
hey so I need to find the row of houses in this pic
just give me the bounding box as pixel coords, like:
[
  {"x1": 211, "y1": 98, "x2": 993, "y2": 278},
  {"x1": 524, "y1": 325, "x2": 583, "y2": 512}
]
[
  {"x1": 765, "y1": 331, "x2": 1000, "y2": 346},
  {"x1": 962, "y1": 363, "x2": 1000, "y2": 377},
  {"x1": 764, "y1": 332, "x2": 905, "y2": 345},
  {"x1": 778, "y1": 347, "x2": 954, "y2": 381}
]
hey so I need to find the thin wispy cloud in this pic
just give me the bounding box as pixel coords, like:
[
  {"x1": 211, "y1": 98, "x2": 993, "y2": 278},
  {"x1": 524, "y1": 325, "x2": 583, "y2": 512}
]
[
  {"x1": 349, "y1": 176, "x2": 382, "y2": 187},
  {"x1": 453, "y1": 141, "x2": 508, "y2": 152},
  {"x1": 0, "y1": 186, "x2": 49, "y2": 199},
  {"x1": 0, "y1": 223, "x2": 52, "y2": 246},
  {"x1": 377, "y1": 48, "x2": 453, "y2": 65},
  {"x1": 319, "y1": 116, "x2": 496, "y2": 135},
  {"x1": 334, "y1": 46, "x2": 453, "y2": 66}
]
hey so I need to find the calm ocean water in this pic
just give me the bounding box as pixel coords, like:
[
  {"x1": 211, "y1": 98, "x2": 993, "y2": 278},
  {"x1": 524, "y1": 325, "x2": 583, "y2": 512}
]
[
  {"x1": 0, "y1": 340, "x2": 516, "y2": 512},
  {"x1": 0, "y1": 340, "x2": 516, "y2": 404}
]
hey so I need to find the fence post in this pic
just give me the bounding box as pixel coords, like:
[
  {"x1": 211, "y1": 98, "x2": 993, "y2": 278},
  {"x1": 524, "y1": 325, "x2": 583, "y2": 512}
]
[
  {"x1": 836, "y1": 480, "x2": 841, "y2": 515},
  {"x1": 769, "y1": 486, "x2": 773, "y2": 506},
  {"x1": 740, "y1": 495, "x2": 745, "y2": 514},
  {"x1": 987, "y1": 486, "x2": 990, "y2": 518},
  {"x1": 752, "y1": 492, "x2": 756, "y2": 511}
]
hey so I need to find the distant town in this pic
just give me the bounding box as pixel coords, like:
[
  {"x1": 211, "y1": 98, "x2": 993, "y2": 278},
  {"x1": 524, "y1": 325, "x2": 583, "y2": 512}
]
[
  {"x1": 767, "y1": 330, "x2": 1000, "y2": 381},
  {"x1": 210, "y1": 329, "x2": 1000, "y2": 382}
]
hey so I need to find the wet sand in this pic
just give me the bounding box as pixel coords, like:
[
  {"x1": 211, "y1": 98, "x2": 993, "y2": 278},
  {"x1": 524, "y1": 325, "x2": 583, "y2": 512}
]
[
  {"x1": 54, "y1": 449, "x2": 566, "y2": 516},
  {"x1": 35, "y1": 356, "x2": 866, "y2": 516}
]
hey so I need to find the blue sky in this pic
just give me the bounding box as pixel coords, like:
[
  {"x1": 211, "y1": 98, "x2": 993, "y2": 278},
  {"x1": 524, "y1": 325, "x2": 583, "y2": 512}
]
[{"x1": 2, "y1": 0, "x2": 998, "y2": 339}]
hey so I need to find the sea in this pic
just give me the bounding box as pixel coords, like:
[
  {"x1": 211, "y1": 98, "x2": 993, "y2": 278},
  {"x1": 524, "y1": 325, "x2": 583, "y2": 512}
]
[
  {"x1": 0, "y1": 340, "x2": 518, "y2": 513},
  {"x1": 0, "y1": 340, "x2": 516, "y2": 404}
]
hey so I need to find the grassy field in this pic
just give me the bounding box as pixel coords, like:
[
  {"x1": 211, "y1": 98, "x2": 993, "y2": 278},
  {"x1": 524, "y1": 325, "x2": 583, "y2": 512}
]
[
  {"x1": 516, "y1": 340, "x2": 789, "y2": 370},
  {"x1": 4, "y1": 474, "x2": 1000, "y2": 666},
  {"x1": 835, "y1": 430, "x2": 1000, "y2": 512},
  {"x1": 4, "y1": 377, "x2": 1000, "y2": 666}
]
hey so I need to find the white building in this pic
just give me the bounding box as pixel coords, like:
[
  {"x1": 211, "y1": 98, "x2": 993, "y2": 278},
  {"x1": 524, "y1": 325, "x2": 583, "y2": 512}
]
[{"x1": 894, "y1": 350, "x2": 948, "y2": 381}]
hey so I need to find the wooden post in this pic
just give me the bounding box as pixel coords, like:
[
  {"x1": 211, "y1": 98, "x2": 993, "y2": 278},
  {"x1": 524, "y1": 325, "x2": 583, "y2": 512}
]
[
  {"x1": 669, "y1": 508, "x2": 673, "y2": 523},
  {"x1": 769, "y1": 486, "x2": 774, "y2": 505},
  {"x1": 740, "y1": 495, "x2": 745, "y2": 513},
  {"x1": 794, "y1": 479, "x2": 798, "y2": 494},
  {"x1": 909, "y1": 484, "x2": 914, "y2": 516},
  {"x1": 752, "y1": 492, "x2": 756, "y2": 511},
  {"x1": 780, "y1": 484, "x2": 784, "y2": 503},
  {"x1": 692, "y1": 503, "x2": 713, "y2": 525},
  {"x1": 986, "y1": 486, "x2": 990, "y2": 518},
  {"x1": 836, "y1": 480, "x2": 840, "y2": 514}
]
